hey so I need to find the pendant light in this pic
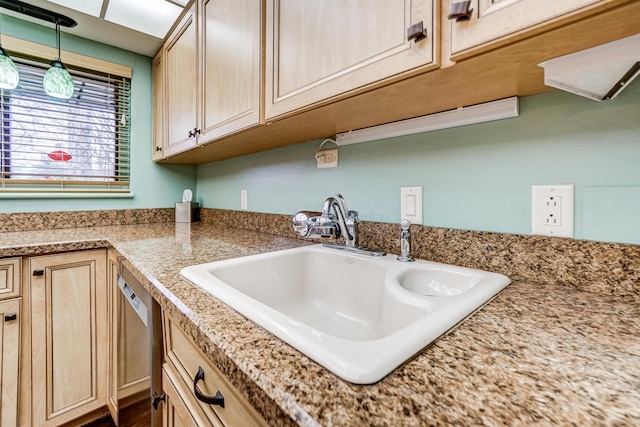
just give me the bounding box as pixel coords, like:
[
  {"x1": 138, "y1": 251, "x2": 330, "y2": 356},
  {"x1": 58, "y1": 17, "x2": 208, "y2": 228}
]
[
  {"x1": 42, "y1": 20, "x2": 74, "y2": 99},
  {"x1": 0, "y1": 13, "x2": 19, "y2": 90}
]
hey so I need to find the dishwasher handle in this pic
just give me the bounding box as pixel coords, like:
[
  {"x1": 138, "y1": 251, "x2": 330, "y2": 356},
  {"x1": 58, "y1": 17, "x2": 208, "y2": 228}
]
[{"x1": 193, "y1": 366, "x2": 225, "y2": 408}]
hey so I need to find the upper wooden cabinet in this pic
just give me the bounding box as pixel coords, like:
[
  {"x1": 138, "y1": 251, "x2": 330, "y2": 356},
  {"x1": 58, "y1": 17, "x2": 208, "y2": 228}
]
[
  {"x1": 152, "y1": 51, "x2": 165, "y2": 161},
  {"x1": 449, "y1": 0, "x2": 620, "y2": 59},
  {"x1": 155, "y1": 0, "x2": 638, "y2": 164},
  {"x1": 265, "y1": 0, "x2": 438, "y2": 119},
  {"x1": 164, "y1": 5, "x2": 199, "y2": 157},
  {"x1": 159, "y1": 0, "x2": 263, "y2": 159},
  {"x1": 198, "y1": 0, "x2": 263, "y2": 143}
]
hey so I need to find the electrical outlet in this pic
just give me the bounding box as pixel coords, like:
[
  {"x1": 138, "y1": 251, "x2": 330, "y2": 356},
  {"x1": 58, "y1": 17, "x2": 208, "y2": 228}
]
[
  {"x1": 532, "y1": 185, "x2": 574, "y2": 238},
  {"x1": 542, "y1": 195, "x2": 562, "y2": 225},
  {"x1": 316, "y1": 149, "x2": 338, "y2": 168}
]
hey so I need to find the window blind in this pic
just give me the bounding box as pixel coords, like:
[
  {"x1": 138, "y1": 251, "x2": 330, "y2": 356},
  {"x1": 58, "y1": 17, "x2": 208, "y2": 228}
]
[{"x1": 1, "y1": 55, "x2": 131, "y2": 193}]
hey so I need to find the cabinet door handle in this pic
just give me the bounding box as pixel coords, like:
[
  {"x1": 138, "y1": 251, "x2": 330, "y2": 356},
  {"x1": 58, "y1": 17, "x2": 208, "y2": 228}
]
[
  {"x1": 155, "y1": 146, "x2": 162, "y2": 152},
  {"x1": 188, "y1": 128, "x2": 201, "y2": 138},
  {"x1": 193, "y1": 366, "x2": 225, "y2": 408},
  {"x1": 33, "y1": 269, "x2": 45, "y2": 276},
  {"x1": 448, "y1": 0, "x2": 473, "y2": 21},
  {"x1": 406, "y1": 21, "x2": 427, "y2": 43},
  {"x1": 4, "y1": 313, "x2": 17, "y2": 322}
]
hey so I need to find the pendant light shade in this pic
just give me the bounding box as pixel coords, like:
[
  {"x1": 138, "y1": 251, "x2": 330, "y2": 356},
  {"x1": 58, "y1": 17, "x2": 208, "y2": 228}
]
[
  {"x1": 43, "y1": 59, "x2": 73, "y2": 98},
  {"x1": 0, "y1": 11, "x2": 18, "y2": 90},
  {"x1": 43, "y1": 21, "x2": 73, "y2": 99},
  {"x1": 0, "y1": 44, "x2": 19, "y2": 89}
]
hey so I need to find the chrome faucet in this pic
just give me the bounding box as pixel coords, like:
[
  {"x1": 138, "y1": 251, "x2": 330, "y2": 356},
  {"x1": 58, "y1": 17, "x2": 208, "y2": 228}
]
[
  {"x1": 292, "y1": 193, "x2": 385, "y2": 256},
  {"x1": 397, "y1": 219, "x2": 415, "y2": 262},
  {"x1": 319, "y1": 193, "x2": 359, "y2": 247}
]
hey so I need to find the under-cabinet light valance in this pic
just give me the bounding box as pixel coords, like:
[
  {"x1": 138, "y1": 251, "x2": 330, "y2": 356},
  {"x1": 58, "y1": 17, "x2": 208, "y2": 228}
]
[{"x1": 335, "y1": 97, "x2": 519, "y2": 146}]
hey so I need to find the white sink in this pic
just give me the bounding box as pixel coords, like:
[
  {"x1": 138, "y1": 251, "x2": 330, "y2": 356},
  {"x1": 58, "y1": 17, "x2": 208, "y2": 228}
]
[{"x1": 181, "y1": 244, "x2": 510, "y2": 384}]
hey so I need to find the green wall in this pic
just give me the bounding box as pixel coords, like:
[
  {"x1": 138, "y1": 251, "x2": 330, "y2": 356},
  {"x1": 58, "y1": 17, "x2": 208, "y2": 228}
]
[
  {"x1": 196, "y1": 79, "x2": 640, "y2": 245},
  {"x1": 0, "y1": 15, "x2": 196, "y2": 213}
]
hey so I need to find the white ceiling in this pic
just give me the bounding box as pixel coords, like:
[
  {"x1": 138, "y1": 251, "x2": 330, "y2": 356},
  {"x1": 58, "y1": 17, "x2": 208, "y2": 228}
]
[{"x1": 3, "y1": 0, "x2": 188, "y2": 57}]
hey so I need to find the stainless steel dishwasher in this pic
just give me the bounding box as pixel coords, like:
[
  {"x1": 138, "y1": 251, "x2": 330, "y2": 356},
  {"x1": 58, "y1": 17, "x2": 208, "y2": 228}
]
[{"x1": 116, "y1": 262, "x2": 163, "y2": 426}]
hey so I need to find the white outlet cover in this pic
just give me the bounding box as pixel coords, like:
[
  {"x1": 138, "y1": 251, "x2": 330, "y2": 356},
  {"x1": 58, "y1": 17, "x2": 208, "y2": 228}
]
[{"x1": 532, "y1": 184, "x2": 574, "y2": 238}]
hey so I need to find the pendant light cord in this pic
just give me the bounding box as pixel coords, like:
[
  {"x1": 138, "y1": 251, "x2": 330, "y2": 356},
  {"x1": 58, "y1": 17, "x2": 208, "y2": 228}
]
[{"x1": 55, "y1": 20, "x2": 61, "y2": 61}]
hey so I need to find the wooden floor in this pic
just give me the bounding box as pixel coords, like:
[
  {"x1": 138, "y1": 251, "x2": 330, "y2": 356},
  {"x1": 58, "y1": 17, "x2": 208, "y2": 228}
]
[{"x1": 82, "y1": 399, "x2": 151, "y2": 427}]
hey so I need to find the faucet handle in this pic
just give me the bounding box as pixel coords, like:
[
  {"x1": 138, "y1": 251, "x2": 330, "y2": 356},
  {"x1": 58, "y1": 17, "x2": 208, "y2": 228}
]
[
  {"x1": 400, "y1": 219, "x2": 411, "y2": 231},
  {"x1": 292, "y1": 211, "x2": 320, "y2": 236}
]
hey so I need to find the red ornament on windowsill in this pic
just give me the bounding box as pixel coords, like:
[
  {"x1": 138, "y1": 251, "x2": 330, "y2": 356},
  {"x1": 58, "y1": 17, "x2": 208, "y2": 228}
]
[{"x1": 48, "y1": 150, "x2": 72, "y2": 161}]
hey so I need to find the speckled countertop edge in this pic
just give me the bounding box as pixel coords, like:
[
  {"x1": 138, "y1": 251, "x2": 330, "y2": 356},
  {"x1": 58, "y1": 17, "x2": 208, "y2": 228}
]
[{"x1": 1, "y1": 222, "x2": 639, "y2": 426}]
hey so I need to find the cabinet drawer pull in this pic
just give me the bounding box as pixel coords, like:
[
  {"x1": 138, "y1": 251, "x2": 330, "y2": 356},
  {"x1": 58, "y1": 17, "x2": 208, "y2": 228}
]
[
  {"x1": 193, "y1": 366, "x2": 225, "y2": 408},
  {"x1": 33, "y1": 269, "x2": 45, "y2": 276},
  {"x1": 4, "y1": 313, "x2": 17, "y2": 322}
]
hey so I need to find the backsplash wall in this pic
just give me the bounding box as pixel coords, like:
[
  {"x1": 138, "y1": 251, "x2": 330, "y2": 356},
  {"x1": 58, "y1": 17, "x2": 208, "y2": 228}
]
[{"x1": 197, "y1": 80, "x2": 640, "y2": 245}]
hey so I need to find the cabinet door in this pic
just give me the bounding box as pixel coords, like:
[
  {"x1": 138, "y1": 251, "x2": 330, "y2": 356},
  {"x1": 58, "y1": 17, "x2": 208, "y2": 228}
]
[
  {"x1": 1, "y1": 299, "x2": 20, "y2": 427},
  {"x1": 165, "y1": 5, "x2": 199, "y2": 156},
  {"x1": 29, "y1": 250, "x2": 108, "y2": 426},
  {"x1": 266, "y1": 0, "x2": 436, "y2": 119},
  {"x1": 449, "y1": 0, "x2": 610, "y2": 59},
  {"x1": 199, "y1": 0, "x2": 263, "y2": 143},
  {"x1": 152, "y1": 51, "x2": 165, "y2": 161}
]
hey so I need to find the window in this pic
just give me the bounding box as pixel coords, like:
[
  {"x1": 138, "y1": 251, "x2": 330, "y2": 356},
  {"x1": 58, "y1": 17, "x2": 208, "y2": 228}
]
[{"x1": 1, "y1": 53, "x2": 131, "y2": 194}]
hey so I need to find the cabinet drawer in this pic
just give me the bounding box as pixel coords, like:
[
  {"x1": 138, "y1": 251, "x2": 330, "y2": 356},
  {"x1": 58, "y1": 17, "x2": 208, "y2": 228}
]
[
  {"x1": 0, "y1": 258, "x2": 20, "y2": 301},
  {"x1": 163, "y1": 314, "x2": 269, "y2": 427},
  {"x1": 163, "y1": 364, "x2": 215, "y2": 427}
]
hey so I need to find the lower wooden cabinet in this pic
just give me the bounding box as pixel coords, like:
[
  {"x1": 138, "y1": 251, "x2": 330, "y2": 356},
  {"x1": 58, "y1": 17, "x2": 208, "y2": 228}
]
[
  {"x1": 25, "y1": 250, "x2": 108, "y2": 426},
  {"x1": 163, "y1": 313, "x2": 269, "y2": 427},
  {"x1": 1, "y1": 298, "x2": 20, "y2": 427}
]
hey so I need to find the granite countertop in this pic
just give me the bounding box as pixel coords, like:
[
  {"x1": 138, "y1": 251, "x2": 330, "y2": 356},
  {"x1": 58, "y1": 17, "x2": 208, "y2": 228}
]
[{"x1": 1, "y1": 222, "x2": 639, "y2": 426}]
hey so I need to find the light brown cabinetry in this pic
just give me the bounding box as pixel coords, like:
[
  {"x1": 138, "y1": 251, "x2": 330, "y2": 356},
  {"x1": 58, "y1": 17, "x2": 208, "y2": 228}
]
[
  {"x1": 163, "y1": 313, "x2": 269, "y2": 427},
  {"x1": 164, "y1": 4, "x2": 199, "y2": 156},
  {"x1": 449, "y1": 0, "x2": 616, "y2": 59},
  {"x1": 158, "y1": 0, "x2": 263, "y2": 159},
  {"x1": 152, "y1": 51, "x2": 165, "y2": 160},
  {"x1": 0, "y1": 258, "x2": 20, "y2": 300},
  {"x1": 199, "y1": 0, "x2": 263, "y2": 143},
  {"x1": 154, "y1": 0, "x2": 638, "y2": 164},
  {"x1": 26, "y1": 250, "x2": 108, "y2": 426},
  {"x1": 1, "y1": 298, "x2": 20, "y2": 427},
  {"x1": 265, "y1": 0, "x2": 438, "y2": 119}
]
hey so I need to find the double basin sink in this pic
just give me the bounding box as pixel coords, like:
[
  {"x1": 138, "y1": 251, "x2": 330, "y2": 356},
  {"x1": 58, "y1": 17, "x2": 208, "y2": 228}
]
[{"x1": 181, "y1": 244, "x2": 510, "y2": 384}]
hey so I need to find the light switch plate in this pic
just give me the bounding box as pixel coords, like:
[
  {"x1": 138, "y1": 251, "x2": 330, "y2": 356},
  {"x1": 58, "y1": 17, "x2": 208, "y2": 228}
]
[
  {"x1": 532, "y1": 184, "x2": 574, "y2": 238},
  {"x1": 401, "y1": 186, "x2": 423, "y2": 225}
]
